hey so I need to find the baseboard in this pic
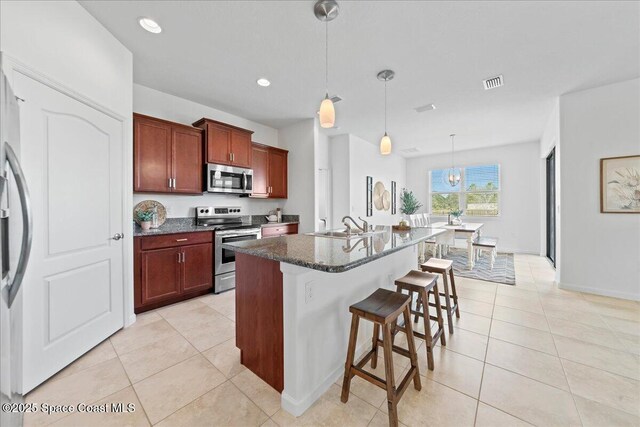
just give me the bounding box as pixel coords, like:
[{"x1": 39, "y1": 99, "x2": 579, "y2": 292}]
[
  {"x1": 558, "y1": 282, "x2": 640, "y2": 302},
  {"x1": 125, "y1": 313, "x2": 136, "y2": 328},
  {"x1": 281, "y1": 340, "x2": 370, "y2": 417}
]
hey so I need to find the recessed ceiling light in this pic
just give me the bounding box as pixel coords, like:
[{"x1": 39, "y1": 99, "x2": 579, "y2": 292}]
[
  {"x1": 257, "y1": 78, "x2": 271, "y2": 87},
  {"x1": 139, "y1": 17, "x2": 162, "y2": 34}
]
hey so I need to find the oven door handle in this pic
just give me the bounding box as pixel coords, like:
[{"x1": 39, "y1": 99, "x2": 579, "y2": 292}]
[{"x1": 216, "y1": 229, "x2": 261, "y2": 237}]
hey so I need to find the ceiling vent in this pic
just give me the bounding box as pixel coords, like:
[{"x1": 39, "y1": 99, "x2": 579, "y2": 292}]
[
  {"x1": 330, "y1": 95, "x2": 342, "y2": 103},
  {"x1": 401, "y1": 147, "x2": 421, "y2": 154},
  {"x1": 483, "y1": 75, "x2": 504, "y2": 90},
  {"x1": 414, "y1": 103, "x2": 436, "y2": 113}
]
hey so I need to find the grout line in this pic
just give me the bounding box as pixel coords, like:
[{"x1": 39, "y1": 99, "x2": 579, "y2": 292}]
[{"x1": 473, "y1": 277, "x2": 497, "y2": 426}]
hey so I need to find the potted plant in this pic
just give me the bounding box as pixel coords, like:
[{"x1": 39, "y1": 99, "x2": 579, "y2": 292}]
[
  {"x1": 137, "y1": 209, "x2": 154, "y2": 231},
  {"x1": 449, "y1": 209, "x2": 463, "y2": 225},
  {"x1": 399, "y1": 188, "x2": 423, "y2": 227}
]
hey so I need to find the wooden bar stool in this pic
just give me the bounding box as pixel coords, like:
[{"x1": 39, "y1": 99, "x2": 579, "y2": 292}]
[
  {"x1": 341, "y1": 288, "x2": 421, "y2": 427},
  {"x1": 394, "y1": 270, "x2": 446, "y2": 371},
  {"x1": 421, "y1": 258, "x2": 460, "y2": 334}
]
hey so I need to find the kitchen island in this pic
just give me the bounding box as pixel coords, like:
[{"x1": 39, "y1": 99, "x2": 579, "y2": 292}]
[{"x1": 223, "y1": 226, "x2": 446, "y2": 416}]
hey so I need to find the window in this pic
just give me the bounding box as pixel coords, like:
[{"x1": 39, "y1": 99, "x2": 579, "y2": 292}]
[{"x1": 429, "y1": 164, "x2": 500, "y2": 216}]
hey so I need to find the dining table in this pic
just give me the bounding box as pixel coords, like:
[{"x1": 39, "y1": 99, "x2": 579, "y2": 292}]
[{"x1": 430, "y1": 222, "x2": 484, "y2": 269}]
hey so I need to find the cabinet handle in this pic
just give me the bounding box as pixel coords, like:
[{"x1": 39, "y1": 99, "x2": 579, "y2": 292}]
[
  {"x1": 173, "y1": 178, "x2": 177, "y2": 188},
  {"x1": 176, "y1": 238, "x2": 188, "y2": 242},
  {"x1": 168, "y1": 178, "x2": 172, "y2": 188},
  {"x1": 182, "y1": 252, "x2": 186, "y2": 263},
  {"x1": 177, "y1": 252, "x2": 181, "y2": 263}
]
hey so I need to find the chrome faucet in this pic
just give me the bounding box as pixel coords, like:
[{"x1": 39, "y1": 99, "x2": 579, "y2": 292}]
[{"x1": 342, "y1": 216, "x2": 368, "y2": 234}]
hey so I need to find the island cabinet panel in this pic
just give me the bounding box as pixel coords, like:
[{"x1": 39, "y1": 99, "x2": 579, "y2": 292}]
[
  {"x1": 134, "y1": 231, "x2": 214, "y2": 313},
  {"x1": 193, "y1": 118, "x2": 254, "y2": 168},
  {"x1": 251, "y1": 143, "x2": 288, "y2": 199},
  {"x1": 134, "y1": 113, "x2": 203, "y2": 194},
  {"x1": 235, "y1": 253, "x2": 284, "y2": 392}
]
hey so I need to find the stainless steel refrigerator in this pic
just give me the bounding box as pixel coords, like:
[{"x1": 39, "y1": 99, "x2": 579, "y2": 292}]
[{"x1": 1, "y1": 65, "x2": 33, "y2": 427}]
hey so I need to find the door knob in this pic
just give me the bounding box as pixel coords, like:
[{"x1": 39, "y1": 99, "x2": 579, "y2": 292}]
[{"x1": 111, "y1": 233, "x2": 124, "y2": 241}]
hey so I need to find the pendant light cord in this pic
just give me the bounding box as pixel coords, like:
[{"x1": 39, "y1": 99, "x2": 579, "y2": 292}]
[
  {"x1": 384, "y1": 79, "x2": 387, "y2": 133},
  {"x1": 325, "y1": 20, "x2": 329, "y2": 95},
  {"x1": 451, "y1": 134, "x2": 455, "y2": 169}
]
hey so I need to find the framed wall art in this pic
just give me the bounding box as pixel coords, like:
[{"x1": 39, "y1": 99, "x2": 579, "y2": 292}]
[
  {"x1": 600, "y1": 155, "x2": 640, "y2": 213},
  {"x1": 366, "y1": 176, "x2": 373, "y2": 217}
]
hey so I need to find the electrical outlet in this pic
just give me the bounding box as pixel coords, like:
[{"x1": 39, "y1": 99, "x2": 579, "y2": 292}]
[{"x1": 305, "y1": 282, "x2": 313, "y2": 303}]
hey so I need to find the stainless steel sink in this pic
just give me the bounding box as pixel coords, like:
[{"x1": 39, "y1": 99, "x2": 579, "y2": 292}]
[{"x1": 308, "y1": 229, "x2": 385, "y2": 239}]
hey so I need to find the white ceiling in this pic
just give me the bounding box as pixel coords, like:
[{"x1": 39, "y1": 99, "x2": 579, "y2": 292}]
[{"x1": 80, "y1": 1, "x2": 639, "y2": 156}]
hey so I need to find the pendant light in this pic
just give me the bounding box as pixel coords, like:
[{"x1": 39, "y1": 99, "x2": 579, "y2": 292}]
[
  {"x1": 377, "y1": 69, "x2": 395, "y2": 155},
  {"x1": 447, "y1": 134, "x2": 461, "y2": 186},
  {"x1": 315, "y1": 0, "x2": 339, "y2": 128}
]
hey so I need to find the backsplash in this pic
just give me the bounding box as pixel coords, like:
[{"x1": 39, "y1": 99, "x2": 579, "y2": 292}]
[{"x1": 132, "y1": 193, "x2": 286, "y2": 218}]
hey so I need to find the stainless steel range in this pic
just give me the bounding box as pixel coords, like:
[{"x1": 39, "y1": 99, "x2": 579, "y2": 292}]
[{"x1": 196, "y1": 206, "x2": 261, "y2": 293}]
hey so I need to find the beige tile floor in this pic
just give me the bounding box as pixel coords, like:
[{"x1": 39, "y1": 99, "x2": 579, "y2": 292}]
[{"x1": 24, "y1": 254, "x2": 640, "y2": 426}]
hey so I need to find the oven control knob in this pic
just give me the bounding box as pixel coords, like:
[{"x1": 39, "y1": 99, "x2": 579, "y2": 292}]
[{"x1": 199, "y1": 209, "x2": 204, "y2": 213}]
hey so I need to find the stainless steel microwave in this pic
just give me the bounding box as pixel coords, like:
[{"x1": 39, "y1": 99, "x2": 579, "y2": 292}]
[{"x1": 206, "y1": 163, "x2": 253, "y2": 194}]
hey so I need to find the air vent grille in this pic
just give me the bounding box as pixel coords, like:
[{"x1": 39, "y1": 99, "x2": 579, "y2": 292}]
[
  {"x1": 483, "y1": 75, "x2": 504, "y2": 90},
  {"x1": 414, "y1": 103, "x2": 436, "y2": 113},
  {"x1": 401, "y1": 147, "x2": 421, "y2": 154}
]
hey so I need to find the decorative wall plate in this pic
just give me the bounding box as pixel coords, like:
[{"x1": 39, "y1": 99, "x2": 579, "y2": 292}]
[
  {"x1": 382, "y1": 190, "x2": 391, "y2": 211},
  {"x1": 133, "y1": 200, "x2": 167, "y2": 225},
  {"x1": 373, "y1": 181, "x2": 386, "y2": 210}
]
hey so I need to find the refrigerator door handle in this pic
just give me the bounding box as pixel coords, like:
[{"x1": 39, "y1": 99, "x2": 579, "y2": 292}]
[{"x1": 4, "y1": 143, "x2": 32, "y2": 308}]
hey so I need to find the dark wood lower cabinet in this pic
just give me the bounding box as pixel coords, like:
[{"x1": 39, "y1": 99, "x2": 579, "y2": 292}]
[
  {"x1": 134, "y1": 231, "x2": 214, "y2": 313},
  {"x1": 140, "y1": 246, "x2": 181, "y2": 306},
  {"x1": 182, "y1": 243, "x2": 213, "y2": 293}
]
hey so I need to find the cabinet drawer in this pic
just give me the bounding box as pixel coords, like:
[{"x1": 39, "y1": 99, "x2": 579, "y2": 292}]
[
  {"x1": 140, "y1": 231, "x2": 213, "y2": 250},
  {"x1": 261, "y1": 223, "x2": 298, "y2": 238}
]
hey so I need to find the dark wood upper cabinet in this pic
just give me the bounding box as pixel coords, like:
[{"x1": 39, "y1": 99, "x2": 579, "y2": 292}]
[
  {"x1": 134, "y1": 113, "x2": 203, "y2": 194},
  {"x1": 251, "y1": 143, "x2": 288, "y2": 199},
  {"x1": 193, "y1": 118, "x2": 253, "y2": 168},
  {"x1": 205, "y1": 123, "x2": 232, "y2": 165},
  {"x1": 172, "y1": 127, "x2": 204, "y2": 193},
  {"x1": 268, "y1": 148, "x2": 288, "y2": 199},
  {"x1": 251, "y1": 144, "x2": 270, "y2": 198},
  {"x1": 134, "y1": 116, "x2": 172, "y2": 192}
]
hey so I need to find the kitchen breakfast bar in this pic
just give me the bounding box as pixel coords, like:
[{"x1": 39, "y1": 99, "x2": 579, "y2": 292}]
[{"x1": 223, "y1": 226, "x2": 446, "y2": 416}]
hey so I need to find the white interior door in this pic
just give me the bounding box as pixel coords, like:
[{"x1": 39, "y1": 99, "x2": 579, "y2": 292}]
[
  {"x1": 317, "y1": 169, "x2": 331, "y2": 231},
  {"x1": 14, "y1": 72, "x2": 124, "y2": 393}
]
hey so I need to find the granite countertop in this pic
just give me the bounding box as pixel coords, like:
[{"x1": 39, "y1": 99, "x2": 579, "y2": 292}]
[
  {"x1": 133, "y1": 215, "x2": 300, "y2": 237},
  {"x1": 222, "y1": 226, "x2": 446, "y2": 273}
]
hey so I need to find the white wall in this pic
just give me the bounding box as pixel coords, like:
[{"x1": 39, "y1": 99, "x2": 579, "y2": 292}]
[
  {"x1": 328, "y1": 134, "x2": 407, "y2": 228},
  {"x1": 280, "y1": 119, "x2": 316, "y2": 233},
  {"x1": 406, "y1": 142, "x2": 541, "y2": 254},
  {"x1": 329, "y1": 135, "x2": 351, "y2": 230},
  {"x1": 1, "y1": 1, "x2": 132, "y2": 117},
  {"x1": 348, "y1": 135, "x2": 406, "y2": 226},
  {"x1": 134, "y1": 84, "x2": 278, "y2": 146},
  {"x1": 132, "y1": 84, "x2": 284, "y2": 218},
  {"x1": 559, "y1": 78, "x2": 640, "y2": 300}
]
